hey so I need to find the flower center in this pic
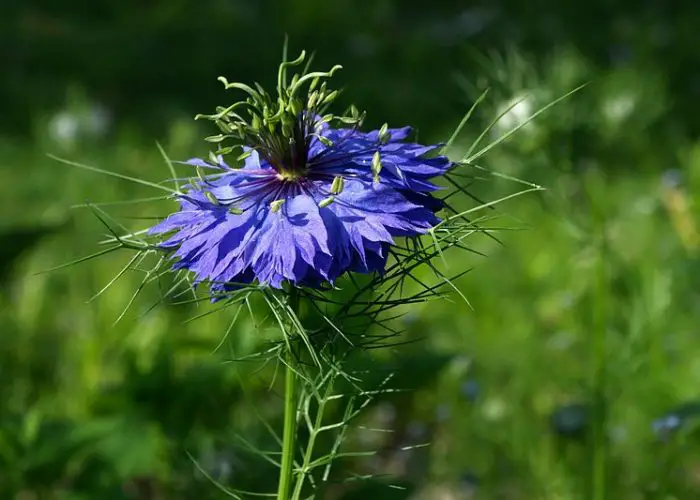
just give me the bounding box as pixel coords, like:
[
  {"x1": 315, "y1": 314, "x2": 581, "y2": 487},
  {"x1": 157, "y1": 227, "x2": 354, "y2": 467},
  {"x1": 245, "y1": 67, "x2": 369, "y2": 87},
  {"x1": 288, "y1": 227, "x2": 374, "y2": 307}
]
[
  {"x1": 259, "y1": 114, "x2": 313, "y2": 179},
  {"x1": 276, "y1": 170, "x2": 305, "y2": 182},
  {"x1": 195, "y1": 50, "x2": 365, "y2": 176}
]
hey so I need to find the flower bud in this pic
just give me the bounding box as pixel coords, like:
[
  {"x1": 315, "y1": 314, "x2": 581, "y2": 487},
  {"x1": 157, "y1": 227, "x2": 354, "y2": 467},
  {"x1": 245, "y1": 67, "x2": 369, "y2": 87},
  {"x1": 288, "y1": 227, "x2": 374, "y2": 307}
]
[
  {"x1": 330, "y1": 175, "x2": 344, "y2": 195},
  {"x1": 322, "y1": 90, "x2": 339, "y2": 105},
  {"x1": 317, "y1": 135, "x2": 334, "y2": 147},
  {"x1": 196, "y1": 167, "x2": 207, "y2": 183},
  {"x1": 372, "y1": 150, "x2": 382, "y2": 182},
  {"x1": 270, "y1": 199, "x2": 286, "y2": 213},
  {"x1": 237, "y1": 149, "x2": 253, "y2": 162},
  {"x1": 204, "y1": 191, "x2": 220, "y2": 205},
  {"x1": 319, "y1": 196, "x2": 335, "y2": 208},
  {"x1": 378, "y1": 123, "x2": 391, "y2": 144},
  {"x1": 289, "y1": 97, "x2": 303, "y2": 117},
  {"x1": 307, "y1": 91, "x2": 319, "y2": 110}
]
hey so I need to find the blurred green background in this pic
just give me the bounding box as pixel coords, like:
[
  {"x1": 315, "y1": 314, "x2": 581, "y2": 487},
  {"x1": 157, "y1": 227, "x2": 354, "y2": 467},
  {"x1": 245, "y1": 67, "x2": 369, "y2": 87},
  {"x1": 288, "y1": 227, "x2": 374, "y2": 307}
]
[{"x1": 3, "y1": 1, "x2": 700, "y2": 499}]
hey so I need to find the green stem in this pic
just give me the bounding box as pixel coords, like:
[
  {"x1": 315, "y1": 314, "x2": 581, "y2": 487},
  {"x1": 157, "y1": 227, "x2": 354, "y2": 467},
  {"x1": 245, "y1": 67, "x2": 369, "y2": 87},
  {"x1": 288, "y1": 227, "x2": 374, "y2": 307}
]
[
  {"x1": 586, "y1": 171, "x2": 608, "y2": 500},
  {"x1": 277, "y1": 290, "x2": 300, "y2": 500},
  {"x1": 277, "y1": 358, "x2": 297, "y2": 499},
  {"x1": 291, "y1": 383, "x2": 329, "y2": 500}
]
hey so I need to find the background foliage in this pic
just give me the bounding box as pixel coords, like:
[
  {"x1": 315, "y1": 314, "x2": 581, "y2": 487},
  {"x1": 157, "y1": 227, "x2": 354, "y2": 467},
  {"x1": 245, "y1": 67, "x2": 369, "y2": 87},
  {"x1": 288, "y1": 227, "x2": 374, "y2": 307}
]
[{"x1": 3, "y1": 1, "x2": 700, "y2": 498}]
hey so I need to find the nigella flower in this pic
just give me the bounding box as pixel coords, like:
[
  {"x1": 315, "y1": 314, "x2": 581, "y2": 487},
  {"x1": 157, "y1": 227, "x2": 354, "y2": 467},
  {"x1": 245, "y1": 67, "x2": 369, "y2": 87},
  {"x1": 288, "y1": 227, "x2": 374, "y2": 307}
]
[{"x1": 148, "y1": 52, "x2": 453, "y2": 292}]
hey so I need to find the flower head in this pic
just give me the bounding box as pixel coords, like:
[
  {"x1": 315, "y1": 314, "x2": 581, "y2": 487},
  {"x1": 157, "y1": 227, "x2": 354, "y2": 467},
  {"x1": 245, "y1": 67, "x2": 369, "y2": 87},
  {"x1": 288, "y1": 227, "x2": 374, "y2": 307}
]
[{"x1": 149, "y1": 51, "x2": 453, "y2": 291}]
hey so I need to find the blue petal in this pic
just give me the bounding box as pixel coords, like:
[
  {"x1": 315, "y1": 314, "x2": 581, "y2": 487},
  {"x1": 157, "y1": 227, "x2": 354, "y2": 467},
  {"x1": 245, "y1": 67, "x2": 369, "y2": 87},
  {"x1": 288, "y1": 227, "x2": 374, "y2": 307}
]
[{"x1": 148, "y1": 119, "x2": 453, "y2": 291}]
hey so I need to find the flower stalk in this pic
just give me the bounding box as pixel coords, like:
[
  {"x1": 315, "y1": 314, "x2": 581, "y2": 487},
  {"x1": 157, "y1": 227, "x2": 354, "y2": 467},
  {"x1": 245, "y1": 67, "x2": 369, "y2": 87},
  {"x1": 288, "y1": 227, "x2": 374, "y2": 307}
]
[{"x1": 277, "y1": 289, "x2": 300, "y2": 500}]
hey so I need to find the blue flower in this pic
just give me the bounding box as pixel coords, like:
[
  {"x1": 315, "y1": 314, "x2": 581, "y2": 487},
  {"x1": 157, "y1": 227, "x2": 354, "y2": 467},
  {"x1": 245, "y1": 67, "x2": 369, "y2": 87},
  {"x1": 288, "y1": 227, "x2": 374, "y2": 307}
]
[
  {"x1": 651, "y1": 401, "x2": 700, "y2": 440},
  {"x1": 549, "y1": 403, "x2": 589, "y2": 440},
  {"x1": 460, "y1": 379, "x2": 481, "y2": 402},
  {"x1": 652, "y1": 413, "x2": 682, "y2": 437},
  {"x1": 148, "y1": 119, "x2": 452, "y2": 291}
]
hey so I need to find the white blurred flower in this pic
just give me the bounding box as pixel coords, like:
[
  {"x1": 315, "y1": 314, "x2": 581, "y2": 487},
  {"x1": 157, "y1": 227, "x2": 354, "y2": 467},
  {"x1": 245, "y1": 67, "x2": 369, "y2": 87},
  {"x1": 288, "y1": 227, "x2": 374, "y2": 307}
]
[
  {"x1": 602, "y1": 93, "x2": 636, "y2": 125},
  {"x1": 48, "y1": 111, "x2": 79, "y2": 146},
  {"x1": 481, "y1": 397, "x2": 507, "y2": 421},
  {"x1": 47, "y1": 102, "x2": 111, "y2": 148},
  {"x1": 494, "y1": 93, "x2": 534, "y2": 133}
]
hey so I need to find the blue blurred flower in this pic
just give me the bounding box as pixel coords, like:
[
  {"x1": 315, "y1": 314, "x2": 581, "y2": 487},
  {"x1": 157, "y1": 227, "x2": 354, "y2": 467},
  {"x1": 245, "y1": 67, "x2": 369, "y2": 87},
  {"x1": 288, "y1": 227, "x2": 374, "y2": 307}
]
[
  {"x1": 661, "y1": 168, "x2": 683, "y2": 188},
  {"x1": 458, "y1": 471, "x2": 479, "y2": 495},
  {"x1": 652, "y1": 413, "x2": 682, "y2": 437},
  {"x1": 652, "y1": 401, "x2": 700, "y2": 440},
  {"x1": 149, "y1": 120, "x2": 451, "y2": 291},
  {"x1": 460, "y1": 379, "x2": 481, "y2": 402},
  {"x1": 435, "y1": 403, "x2": 451, "y2": 422},
  {"x1": 549, "y1": 403, "x2": 589, "y2": 440}
]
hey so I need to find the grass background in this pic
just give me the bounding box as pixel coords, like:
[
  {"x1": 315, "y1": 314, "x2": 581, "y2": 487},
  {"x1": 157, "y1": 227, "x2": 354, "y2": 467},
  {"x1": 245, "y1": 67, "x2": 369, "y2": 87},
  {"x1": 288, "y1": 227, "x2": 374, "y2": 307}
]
[{"x1": 3, "y1": 2, "x2": 700, "y2": 498}]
